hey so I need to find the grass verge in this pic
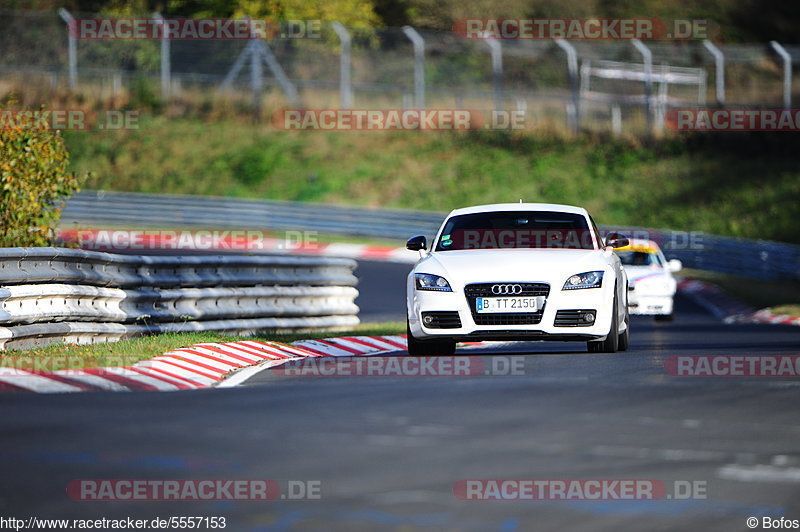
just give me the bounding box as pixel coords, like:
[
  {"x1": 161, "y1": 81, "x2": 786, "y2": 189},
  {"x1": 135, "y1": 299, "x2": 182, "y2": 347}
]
[
  {"x1": 64, "y1": 116, "x2": 800, "y2": 244},
  {"x1": 0, "y1": 322, "x2": 405, "y2": 371}
]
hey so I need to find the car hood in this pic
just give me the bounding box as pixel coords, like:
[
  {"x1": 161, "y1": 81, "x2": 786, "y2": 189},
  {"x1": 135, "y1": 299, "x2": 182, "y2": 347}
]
[{"x1": 416, "y1": 249, "x2": 610, "y2": 287}]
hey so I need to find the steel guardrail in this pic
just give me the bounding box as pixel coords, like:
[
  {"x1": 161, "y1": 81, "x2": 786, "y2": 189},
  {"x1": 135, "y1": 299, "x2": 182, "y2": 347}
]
[
  {"x1": 61, "y1": 190, "x2": 445, "y2": 240},
  {"x1": 61, "y1": 190, "x2": 800, "y2": 281},
  {"x1": 0, "y1": 247, "x2": 359, "y2": 350}
]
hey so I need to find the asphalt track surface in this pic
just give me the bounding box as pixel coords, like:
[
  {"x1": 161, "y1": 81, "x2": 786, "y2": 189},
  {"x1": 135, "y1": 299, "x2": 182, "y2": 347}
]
[{"x1": 1, "y1": 259, "x2": 800, "y2": 531}]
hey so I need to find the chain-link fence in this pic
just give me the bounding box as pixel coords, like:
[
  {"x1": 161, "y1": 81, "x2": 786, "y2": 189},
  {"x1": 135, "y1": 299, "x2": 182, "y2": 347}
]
[{"x1": 1, "y1": 9, "x2": 799, "y2": 135}]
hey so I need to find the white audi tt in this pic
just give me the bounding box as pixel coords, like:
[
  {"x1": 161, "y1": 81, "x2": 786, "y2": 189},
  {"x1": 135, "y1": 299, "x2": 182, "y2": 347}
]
[{"x1": 406, "y1": 203, "x2": 630, "y2": 355}]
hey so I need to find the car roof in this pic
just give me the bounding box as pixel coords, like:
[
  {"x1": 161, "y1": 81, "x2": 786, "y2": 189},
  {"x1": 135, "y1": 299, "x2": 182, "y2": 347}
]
[
  {"x1": 617, "y1": 238, "x2": 662, "y2": 253},
  {"x1": 446, "y1": 203, "x2": 590, "y2": 217}
]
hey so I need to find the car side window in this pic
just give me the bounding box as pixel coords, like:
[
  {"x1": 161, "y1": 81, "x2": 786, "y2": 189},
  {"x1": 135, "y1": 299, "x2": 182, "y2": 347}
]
[{"x1": 588, "y1": 216, "x2": 603, "y2": 250}]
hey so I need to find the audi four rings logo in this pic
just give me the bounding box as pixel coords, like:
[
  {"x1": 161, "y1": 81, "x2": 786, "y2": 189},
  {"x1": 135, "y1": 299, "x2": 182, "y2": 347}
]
[{"x1": 491, "y1": 284, "x2": 523, "y2": 295}]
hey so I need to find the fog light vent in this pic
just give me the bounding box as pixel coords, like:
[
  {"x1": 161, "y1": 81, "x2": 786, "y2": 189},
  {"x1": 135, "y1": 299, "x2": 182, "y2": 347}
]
[
  {"x1": 421, "y1": 311, "x2": 461, "y2": 329},
  {"x1": 554, "y1": 309, "x2": 597, "y2": 327}
]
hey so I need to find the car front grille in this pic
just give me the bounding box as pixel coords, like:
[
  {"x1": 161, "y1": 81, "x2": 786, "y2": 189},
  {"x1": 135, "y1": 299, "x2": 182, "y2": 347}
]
[
  {"x1": 464, "y1": 283, "x2": 550, "y2": 326},
  {"x1": 421, "y1": 311, "x2": 462, "y2": 329}
]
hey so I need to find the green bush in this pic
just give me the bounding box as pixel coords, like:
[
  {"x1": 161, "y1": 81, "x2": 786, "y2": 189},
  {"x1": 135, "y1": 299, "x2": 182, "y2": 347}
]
[{"x1": 0, "y1": 112, "x2": 84, "y2": 247}]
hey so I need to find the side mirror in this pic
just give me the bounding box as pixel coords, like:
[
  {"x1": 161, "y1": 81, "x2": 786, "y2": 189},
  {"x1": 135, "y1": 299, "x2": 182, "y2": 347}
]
[
  {"x1": 406, "y1": 235, "x2": 427, "y2": 251},
  {"x1": 605, "y1": 232, "x2": 629, "y2": 249},
  {"x1": 667, "y1": 259, "x2": 683, "y2": 273}
]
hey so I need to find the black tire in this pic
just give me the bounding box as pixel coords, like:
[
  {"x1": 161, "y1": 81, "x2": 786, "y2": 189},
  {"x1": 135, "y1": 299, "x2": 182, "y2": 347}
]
[
  {"x1": 587, "y1": 293, "x2": 619, "y2": 353},
  {"x1": 618, "y1": 310, "x2": 630, "y2": 351},
  {"x1": 406, "y1": 321, "x2": 456, "y2": 356},
  {"x1": 654, "y1": 313, "x2": 674, "y2": 322}
]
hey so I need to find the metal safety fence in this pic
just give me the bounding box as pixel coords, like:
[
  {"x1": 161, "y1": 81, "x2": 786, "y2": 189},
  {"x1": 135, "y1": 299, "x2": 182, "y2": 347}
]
[
  {"x1": 61, "y1": 190, "x2": 800, "y2": 281},
  {"x1": 0, "y1": 247, "x2": 359, "y2": 350},
  {"x1": 2, "y1": 9, "x2": 800, "y2": 135}
]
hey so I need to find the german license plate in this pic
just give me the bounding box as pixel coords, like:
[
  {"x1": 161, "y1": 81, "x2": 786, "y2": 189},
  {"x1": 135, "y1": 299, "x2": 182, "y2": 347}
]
[{"x1": 476, "y1": 297, "x2": 540, "y2": 313}]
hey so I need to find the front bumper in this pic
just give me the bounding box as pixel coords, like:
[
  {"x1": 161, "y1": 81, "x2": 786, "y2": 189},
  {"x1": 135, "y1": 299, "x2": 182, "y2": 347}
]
[
  {"x1": 408, "y1": 280, "x2": 615, "y2": 341},
  {"x1": 628, "y1": 293, "x2": 674, "y2": 315}
]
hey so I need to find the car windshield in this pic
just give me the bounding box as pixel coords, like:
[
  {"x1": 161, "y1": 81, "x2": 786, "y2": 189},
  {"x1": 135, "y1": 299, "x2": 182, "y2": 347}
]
[
  {"x1": 435, "y1": 211, "x2": 596, "y2": 251},
  {"x1": 617, "y1": 250, "x2": 664, "y2": 267}
]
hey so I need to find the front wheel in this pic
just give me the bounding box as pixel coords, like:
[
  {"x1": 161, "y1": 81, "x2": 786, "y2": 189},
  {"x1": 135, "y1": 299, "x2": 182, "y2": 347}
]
[
  {"x1": 406, "y1": 321, "x2": 456, "y2": 356},
  {"x1": 587, "y1": 294, "x2": 620, "y2": 353},
  {"x1": 617, "y1": 310, "x2": 630, "y2": 351}
]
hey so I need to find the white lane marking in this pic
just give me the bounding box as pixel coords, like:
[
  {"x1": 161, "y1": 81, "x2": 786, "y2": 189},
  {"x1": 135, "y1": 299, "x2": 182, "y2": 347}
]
[
  {"x1": 589, "y1": 444, "x2": 727, "y2": 461},
  {"x1": 215, "y1": 358, "x2": 303, "y2": 388},
  {"x1": 717, "y1": 464, "x2": 800, "y2": 483},
  {"x1": 772, "y1": 455, "x2": 790, "y2": 466},
  {"x1": 405, "y1": 424, "x2": 464, "y2": 436},
  {"x1": 365, "y1": 434, "x2": 435, "y2": 447}
]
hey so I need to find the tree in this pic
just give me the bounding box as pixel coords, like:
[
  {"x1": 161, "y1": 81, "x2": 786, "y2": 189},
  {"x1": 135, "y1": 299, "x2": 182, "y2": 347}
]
[{"x1": 0, "y1": 110, "x2": 83, "y2": 247}]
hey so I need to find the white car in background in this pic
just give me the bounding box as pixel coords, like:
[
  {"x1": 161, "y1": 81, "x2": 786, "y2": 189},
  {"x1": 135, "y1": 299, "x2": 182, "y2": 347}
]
[
  {"x1": 405, "y1": 203, "x2": 630, "y2": 356},
  {"x1": 617, "y1": 239, "x2": 682, "y2": 321}
]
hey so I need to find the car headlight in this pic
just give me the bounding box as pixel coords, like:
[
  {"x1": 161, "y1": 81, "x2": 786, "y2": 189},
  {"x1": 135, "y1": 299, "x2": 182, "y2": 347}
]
[
  {"x1": 415, "y1": 273, "x2": 452, "y2": 292},
  {"x1": 563, "y1": 271, "x2": 604, "y2": 290}
]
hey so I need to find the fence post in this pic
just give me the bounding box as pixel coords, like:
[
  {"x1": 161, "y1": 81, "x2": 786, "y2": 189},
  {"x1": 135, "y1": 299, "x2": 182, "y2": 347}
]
[
  {"x1": 632, "y1": 39, "x2": 653, "y2": 133},
  {"x1": 331, "y1": 22, "x2": 353, "y2": 109},
  {"x1": 256, "y1": 41, "x2": 300, "y2": 107},
  {"x1": 485, "y1": 39, "x2": 503, "y2": 111},
  {"x1": 770, "y1": 41, "x2": 792, "y2": 109},
  {"x1": 250, "y1": 23, "x2": 263, "y2": 115},
  {"x1": 57, "y1": 8, "x2": 77, "y2": 89},
  {"x1": 221, "y1": 45, "x2": 250, "y2": 93},
  {"x1": 402, "y1": 26, "x2": 425, "y2": 109},
  {"x1": 554, "y1": 39, "x2": 579, "y2": 134},
  {"x1": 703, "y1": 40, "x2": 725, "y2": 106},
  {"x1": 222, "y1": 20, "x2": 300, "y2": 107},
  {"x1": 611, "y1": 104, "x2": 622, "y2": 135},
  {"x1": 153, "y1": 13, "x2": 171, "y2": 101}
]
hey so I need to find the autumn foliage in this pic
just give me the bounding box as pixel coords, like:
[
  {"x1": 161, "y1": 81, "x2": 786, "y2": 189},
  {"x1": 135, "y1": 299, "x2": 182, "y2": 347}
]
[{"x1": 0, "y1": 113, "x2": 83, "y2": 247}]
